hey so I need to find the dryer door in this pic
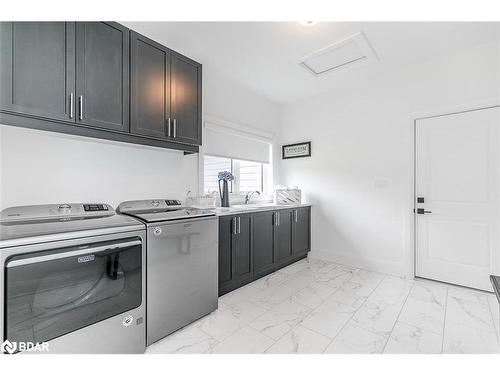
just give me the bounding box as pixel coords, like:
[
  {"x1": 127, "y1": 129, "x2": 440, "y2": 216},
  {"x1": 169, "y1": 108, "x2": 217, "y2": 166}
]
[{"x1": 4, "y1": 237, "x2": 142, "y2": 349}]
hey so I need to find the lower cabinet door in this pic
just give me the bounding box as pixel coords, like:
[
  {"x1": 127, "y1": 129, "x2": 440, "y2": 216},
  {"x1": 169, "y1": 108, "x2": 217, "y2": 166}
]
[
  {"x1": 252, "y1": 211, "x2": 275, "y2": 275},
  {"x1": 218, "y1": 215, "x2": 252, "y2": 294},
  {"x1": 218, "y1": 216, "x2": 233, "y2": 289},
  {"x1": 292, "y1": 207, "x2": 311, "y2": 256},
  {"x1": 274, "y1": 210, "x2": 293, "y2": 264},
  {"x1": 233, "y1": 215, "x2": 252, "y2": 281}
]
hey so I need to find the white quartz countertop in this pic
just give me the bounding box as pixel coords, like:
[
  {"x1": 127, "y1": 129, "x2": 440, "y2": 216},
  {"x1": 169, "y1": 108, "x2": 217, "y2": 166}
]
[{"x1": 213, "y1": 203, "x2": 312, "y2": 216}]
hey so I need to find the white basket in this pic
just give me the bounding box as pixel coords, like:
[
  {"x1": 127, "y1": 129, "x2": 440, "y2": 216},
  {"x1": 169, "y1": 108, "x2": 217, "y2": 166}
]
[
  {"x1": 185, "y1": 195, "x2": 217, "y2": 208},
  {"x1": 273, "y1": 189, "x2": 301, "y2": 205}
]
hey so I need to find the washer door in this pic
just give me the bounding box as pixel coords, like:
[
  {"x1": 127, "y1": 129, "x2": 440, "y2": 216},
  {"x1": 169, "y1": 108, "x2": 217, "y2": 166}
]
[{"x1": 4, "y1": 237, "x2": 142, "y2": 347}]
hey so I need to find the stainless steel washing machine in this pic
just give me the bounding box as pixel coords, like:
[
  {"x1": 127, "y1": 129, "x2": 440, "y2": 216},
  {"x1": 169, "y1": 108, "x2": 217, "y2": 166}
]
[
  {"x1": 117, "y1": 199, "x2": 218, "y2": 346},
  {"x1": 0, "y1": 203, "x2": 146, "y2": 354}
]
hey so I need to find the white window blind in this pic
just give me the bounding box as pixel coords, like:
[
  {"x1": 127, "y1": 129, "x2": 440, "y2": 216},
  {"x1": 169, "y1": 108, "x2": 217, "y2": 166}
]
[
  {"x1": 238, "y1": 160, "x2": 263, "y2": 192},
  {"x1": 203, "y1": 156, "x2": 267, "y2": 194},
  {"x1": 204, "y1": 127, "x2": 271, "y2": 164}
]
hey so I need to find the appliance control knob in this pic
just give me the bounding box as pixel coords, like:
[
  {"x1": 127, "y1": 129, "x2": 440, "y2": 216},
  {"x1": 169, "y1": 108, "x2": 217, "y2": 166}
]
[
  {"x1": 151, "y1": 200, "x2": 161, "y2": 207},
  {"x1": 58, "y1": 204, "x2": 71, "y2": 211}
]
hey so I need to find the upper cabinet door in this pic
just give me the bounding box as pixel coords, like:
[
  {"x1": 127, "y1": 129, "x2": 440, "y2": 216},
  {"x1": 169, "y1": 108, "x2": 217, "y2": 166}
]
[
  {"x1": 0, "y1": 22, "x2": 75, "y2": 122},
  {"x1": 130, "y1": 31, "x2": 170, "y2": 139},
  {"x1": 75, "y1": 22, "x2": 129, "y2": 132},
  {"x1": 170, "y1": 51, "x2": 202, "y2": 145}
]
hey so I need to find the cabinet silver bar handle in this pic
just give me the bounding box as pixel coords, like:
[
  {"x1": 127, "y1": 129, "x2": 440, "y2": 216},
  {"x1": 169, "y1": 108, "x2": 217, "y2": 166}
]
[
  {"x1": 78, "y1": 95, "x2": 83, "y2": 120},
  {"x1": 173, "y1": 118, "x2": 177, "y2": 138},
  {"x1": 294, "y1": 210, "x2": 298, "y2": 223},
  {"x1": 238, "y1": 216, "x2": 241, "y2": 234},
  {"x1": 69, "y1": 93, "x2": 74, "y2": 119},
  {"x1": 167, "y1": 118, "x2": 172, "y2": 137},
  {"x1": 278, "y1": 212, "x2": 280, "y2": 226},
  {"x1": 233, "y1": 217, "x2": 237, "y2": 234}
]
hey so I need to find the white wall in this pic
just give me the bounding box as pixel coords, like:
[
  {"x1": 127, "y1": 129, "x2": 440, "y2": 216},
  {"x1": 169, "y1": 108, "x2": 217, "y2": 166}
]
[
  {"x1": 276, "y1": 41, "x2": 500, "y2": 276},
  {"x1": 0, "y1": 66, "x2": 280, "y2": 210}
]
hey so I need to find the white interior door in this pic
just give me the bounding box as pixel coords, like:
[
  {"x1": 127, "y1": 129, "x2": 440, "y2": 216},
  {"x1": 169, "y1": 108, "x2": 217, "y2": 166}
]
[{"x1": 415, "y1": 106, "x2": 500, "y2": 291}]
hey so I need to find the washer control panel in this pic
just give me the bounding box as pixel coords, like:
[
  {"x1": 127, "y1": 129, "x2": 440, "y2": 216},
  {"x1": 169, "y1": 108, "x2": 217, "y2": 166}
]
[
  {"x1": 83, "y1": 204, "x2": 109, "y2": 212},
  {"x1": 1, "y1": 203, "x2": 113, "y2": 223},
  {"x1": 166, "y1": 200, "x2": 182, "y2": 206}
]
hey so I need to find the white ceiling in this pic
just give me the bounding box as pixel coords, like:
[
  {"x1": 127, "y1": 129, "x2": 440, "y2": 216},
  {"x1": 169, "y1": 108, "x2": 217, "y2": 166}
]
[{"x1": 123, "y1": 22, "x2": 500, "y2": 104}]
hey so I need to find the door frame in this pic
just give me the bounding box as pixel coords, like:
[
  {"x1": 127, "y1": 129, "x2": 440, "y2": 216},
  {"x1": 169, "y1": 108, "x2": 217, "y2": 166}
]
[{"x1": 406, "y1": 98, "x2": 500, "y2": 281}]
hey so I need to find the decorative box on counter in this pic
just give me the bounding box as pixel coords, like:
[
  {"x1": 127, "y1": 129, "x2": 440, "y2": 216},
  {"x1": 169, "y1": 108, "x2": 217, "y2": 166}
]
[{"x1": 273, "y1": 188, "x2": 302, "y2": 205}]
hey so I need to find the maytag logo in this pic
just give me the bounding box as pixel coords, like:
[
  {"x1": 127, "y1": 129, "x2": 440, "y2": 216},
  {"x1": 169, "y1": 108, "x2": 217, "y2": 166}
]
[
  {"x1": 78, "y1": 254, "x2": 95, "y2": 263},
  {"x1": 1, "y1": 340, "x2": 50, "y2": 354}
]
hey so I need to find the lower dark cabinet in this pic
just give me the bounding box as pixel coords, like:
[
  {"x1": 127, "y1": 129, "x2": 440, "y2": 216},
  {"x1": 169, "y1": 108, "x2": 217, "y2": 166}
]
[
  {"x1": 252, "y1": 211, "x2": 275, "y2": 275},
  {"x1": 292, "y1": 207, "x2": 311, "y2": 256},
  {"x1": 218, "y1": 216, "x2": 233, "y2": 287},
  {"x1": 274, "y1": 209, "x2": 293, "y2": 265},
  {"x1": 218, "y1": 214, "x2": 253, "y2": 295},
  {"x1": 218, "y1": 207, "x2": 311, "y2": 296}
]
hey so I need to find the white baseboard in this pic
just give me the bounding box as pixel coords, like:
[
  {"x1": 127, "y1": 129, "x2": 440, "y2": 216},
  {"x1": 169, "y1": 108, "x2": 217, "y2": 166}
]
[{"x1": 308, "y1": 248, "x2": 407, "y2": 278}]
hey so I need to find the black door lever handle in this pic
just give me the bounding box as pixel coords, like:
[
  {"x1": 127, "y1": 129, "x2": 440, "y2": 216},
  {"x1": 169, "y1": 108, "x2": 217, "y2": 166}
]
[{"x1": 416, "y1": 208, "x2": 432, "y2": 214}]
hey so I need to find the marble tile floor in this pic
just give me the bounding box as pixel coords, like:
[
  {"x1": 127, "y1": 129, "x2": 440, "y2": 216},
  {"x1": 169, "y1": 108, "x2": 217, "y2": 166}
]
[{"x1": 146, "y1": 258, "x2": 500, "y2": 354}]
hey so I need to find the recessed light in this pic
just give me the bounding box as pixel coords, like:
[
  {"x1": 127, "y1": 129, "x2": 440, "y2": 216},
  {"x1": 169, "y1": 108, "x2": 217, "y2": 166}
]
[{"x1": 299, "y1": 21, "x2": 318, "y2": 27}]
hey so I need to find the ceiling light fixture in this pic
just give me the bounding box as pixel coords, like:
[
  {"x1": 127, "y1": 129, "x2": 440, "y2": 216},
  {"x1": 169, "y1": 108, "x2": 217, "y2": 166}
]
[{"x1": 299, "y1": 21, "x2": 318, "y2": 27}]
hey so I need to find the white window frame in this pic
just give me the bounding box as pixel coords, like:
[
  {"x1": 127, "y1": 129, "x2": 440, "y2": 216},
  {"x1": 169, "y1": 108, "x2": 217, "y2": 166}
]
[
  {"x1": 203, "y1": 155, "x2": 267, "y2": 195},
  {"x1": 199, "y1": 117, "x2": 275, "y2": 200}
]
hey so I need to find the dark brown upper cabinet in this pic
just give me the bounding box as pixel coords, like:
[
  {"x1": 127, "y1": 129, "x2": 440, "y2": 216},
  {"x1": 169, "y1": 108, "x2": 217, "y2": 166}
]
[
  {"x1": 130, "y1": 31, "x2": 170, "y2": 139},
  {"x1": 130, "y1": 33, "x2": 202, "y2": 146},
  {"x1": 75, "y1": 22, "x2": 129, "y2": 132},
  {"x1": 170, "y1": 51, "x2": 202, "y2": 145},
  {"x1": 0, "y1": 22, "x2": 202, "y2": 153},
  {"x1": 0, "y1": 22, "x2": 76, "y2": 122}
]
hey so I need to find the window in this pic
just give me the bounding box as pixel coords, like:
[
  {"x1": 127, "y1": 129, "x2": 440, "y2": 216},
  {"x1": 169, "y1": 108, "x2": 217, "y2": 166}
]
[
  {"x1": 204, "y1": 155, "x2": 233, "y2": 193},
  {"x1": 203, "y1": 155, "x2": 269, "y2": 194}
]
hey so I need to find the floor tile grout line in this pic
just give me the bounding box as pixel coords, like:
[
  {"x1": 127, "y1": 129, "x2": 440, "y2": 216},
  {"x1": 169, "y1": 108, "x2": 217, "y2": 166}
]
[
  {"x1": 199, "y1": 297, "x2": 275, "y2": 341},
  {"x1": 446, "y1": 293, "x2": 498, "y2": 335},
  {"x1": 440, "y1": 286, "x2": 449, "y2": 354},
  {"x1": 173, "y1": 260, "x2": 391, "y2": 353},
  {"x1": 485, "y1": 294, "x2": 499, "y2": 342},
  {"x1": 214, "y1": 262, "x2": 333, "y2": 347},
  {"x1": 253, "y1": 279, "x2": 339, "y2": 345},
  {"x1": 258, "y1": 261, "x2": 341, "y2": 347},
  {"x1": 380, "y1": 280, "x2": 413, "y2": 353},
  {"x1": 219, "y1": 259, "x2": 353, "y2": 346},
  {"x1": 320, "y1": 274, "x2": 388, "y2": 353}
]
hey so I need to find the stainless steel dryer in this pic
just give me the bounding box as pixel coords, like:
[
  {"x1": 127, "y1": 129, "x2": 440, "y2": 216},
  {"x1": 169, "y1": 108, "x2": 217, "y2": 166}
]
[
  {"x1": 117, "y1": 199, "x2": 218, "y2": 346},
  {"x1": 0, "y1": 203, "x2": 146, "y2": 354}
]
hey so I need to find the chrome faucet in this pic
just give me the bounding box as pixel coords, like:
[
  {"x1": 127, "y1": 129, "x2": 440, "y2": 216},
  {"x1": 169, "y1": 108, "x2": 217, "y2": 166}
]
[{"x1": 245, "y1": 191, "x2": 260, "y2": 204}]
